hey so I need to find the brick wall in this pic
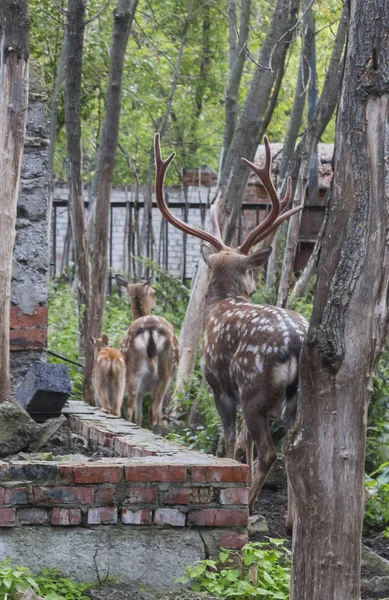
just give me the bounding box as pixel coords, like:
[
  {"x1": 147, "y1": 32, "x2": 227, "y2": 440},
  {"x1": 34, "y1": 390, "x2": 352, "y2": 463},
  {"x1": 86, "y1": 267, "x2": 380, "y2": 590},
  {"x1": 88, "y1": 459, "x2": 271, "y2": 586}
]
[{"x1": 0, "y1": 401, "x2": 249, "y2": 552}]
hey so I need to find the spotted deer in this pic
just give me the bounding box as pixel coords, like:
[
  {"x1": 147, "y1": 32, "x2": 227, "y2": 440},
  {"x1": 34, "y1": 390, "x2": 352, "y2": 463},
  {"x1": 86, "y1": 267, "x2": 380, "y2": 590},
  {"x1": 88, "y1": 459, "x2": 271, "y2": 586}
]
[
  {"x1": 154, "y1": 133, "x2": 308, "y2": 523},
  {"x1": 91, "y1": 334, "x2": 126, "y2": 416},
  {"x1": 114, "y1": 276, "x2": 179, "y2": 427}
]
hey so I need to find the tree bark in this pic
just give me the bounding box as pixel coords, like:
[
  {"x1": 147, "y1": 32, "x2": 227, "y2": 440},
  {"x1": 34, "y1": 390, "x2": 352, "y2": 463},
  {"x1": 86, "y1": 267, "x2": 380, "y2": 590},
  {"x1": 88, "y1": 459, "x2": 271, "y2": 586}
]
[
  {"x1": 64, "y1": 0, "x2": 90, "y2": 359},
  {"x1": 84, "y1": 0, "x2": 138, "y2": 405},
  {"x1": 219, "y1": 0, "x2": 251, "y2": 176},
  {"x1": 221, "y1": 0, "x2": 299, "y2": 245},
  {"x1": 276, "y1": 1, "x2": 349, "y2": 307},
  {"x1": 286, "y1": 1, "x2": 389, "y2": 597},
  {"x1": 0, "y1": 0, "x2": 29, "y2": 404},
  {"x1": 47, "y1": 28, "x2": 67, "y2": 240}
]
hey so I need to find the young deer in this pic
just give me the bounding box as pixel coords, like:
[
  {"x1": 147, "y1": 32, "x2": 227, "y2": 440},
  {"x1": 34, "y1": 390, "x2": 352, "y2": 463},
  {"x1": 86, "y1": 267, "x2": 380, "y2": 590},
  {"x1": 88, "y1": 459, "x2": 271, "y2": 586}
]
[
  {"x1": 114, "y1": 276, "x2": 179, "y2": 428},
  {"x1": 92, "y1": 334, "x2": 126, "y2": 416},
  {"x1": 154, "y1": 133, "x2": 308, "y2": 523}
]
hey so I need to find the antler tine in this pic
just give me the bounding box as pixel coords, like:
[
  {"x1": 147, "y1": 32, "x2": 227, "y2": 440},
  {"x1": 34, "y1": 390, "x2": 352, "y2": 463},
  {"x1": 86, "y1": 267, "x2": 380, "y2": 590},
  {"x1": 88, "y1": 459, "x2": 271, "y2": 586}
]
[
  {"x1": 238, "y1": 136, "x2": 282, "y2": 255},
  {"x1": 254, "y1": 205, "x2": 303, "y2": 243},
  {"x1": 154, "y1": 133, "x2": 224, "y2": 251}
]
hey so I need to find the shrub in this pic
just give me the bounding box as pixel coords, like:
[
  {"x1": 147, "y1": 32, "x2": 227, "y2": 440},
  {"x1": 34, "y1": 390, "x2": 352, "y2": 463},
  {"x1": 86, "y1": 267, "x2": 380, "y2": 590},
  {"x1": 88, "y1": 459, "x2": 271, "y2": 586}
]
[
  {"x1": 177, "y1": 539, "x2": 291, "y2": 599},
  {"x1": 0, "y1": 558, "x2": 90, "y2": 599}
]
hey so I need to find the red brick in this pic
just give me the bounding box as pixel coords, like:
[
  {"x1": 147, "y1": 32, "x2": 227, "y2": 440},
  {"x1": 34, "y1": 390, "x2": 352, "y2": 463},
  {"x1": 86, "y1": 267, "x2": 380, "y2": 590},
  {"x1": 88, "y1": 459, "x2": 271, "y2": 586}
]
[
  {"x1": 95, "y1": 486, "x2": 116, "y2": 505},
  {"x1": 190, "y1": 465, "x2": 249, "y2": 484},
  {"x1": 51, "y1": 508, "x2": 82, "y2": 526},
  {"x1": 125, "y1": 465, "x2": 187, "y2": 483},
  {"x1": 88, "y1": 506, "x2": 117, "y2": 524},
  {"x1": 188, "y1": 508, "x2": 248, "y2": 527},
  {"x1": 121, "y1": 508, "x2": 152, "y2": 525},
  {"x1": 18, "y1": 508, "x2": 49, "y2": 525},
  {"x1": 220, "y1": 532, "x2": 249, "y2": 549},
  {"x1": 88, "y1": 426, "x2": 113, "y2": 448},
  {"x1": 126, "y1": 486, "x2": 158, "y2": 504},
  {"x1": 162, "y1": 486, "x2": 215, "y2": 505},
  {"x1": 33, "y1": 486, "x2": 94, "y2": 505},
  {"x1": 0, "y1": 487, "x2": 5, "y2": 504},
  {"x1": 219, "y1": 487, "x2": 249, "y2": 505},
  {"x1": 4, "y1": 487, "x2": 30, "y2": 505},
  {"x1": 10, "y1": 328, "x2": 47, "y2": 351},
  {"x1": 154, "y1": 508, "x2": 185, "y2": 526},
  {"x1": 0, "y1": 508, "x2": 15, "y2": 527},
  {"x1": 73, "y1": 465, "x2": 123, "y2": 484},
  {"x1": 10, "y1": 306, "x2": 48, "y2": 329},
  {"x1": 59, "y1": 465, "x2": 74, "y2": 484}
]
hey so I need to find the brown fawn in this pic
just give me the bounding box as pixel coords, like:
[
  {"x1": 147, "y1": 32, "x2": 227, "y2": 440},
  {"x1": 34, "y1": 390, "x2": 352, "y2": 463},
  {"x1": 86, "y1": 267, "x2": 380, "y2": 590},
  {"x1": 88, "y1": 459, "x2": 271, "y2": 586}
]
[
  {"x1": 114, "y1": 276, "x2": 179, "y2": 428},
  {"x1": 154, "y1": 133, "x2": 308, "y2": 524},
  {"x1": 92, "y1": 334, "x2": 126, "y2": 416}
]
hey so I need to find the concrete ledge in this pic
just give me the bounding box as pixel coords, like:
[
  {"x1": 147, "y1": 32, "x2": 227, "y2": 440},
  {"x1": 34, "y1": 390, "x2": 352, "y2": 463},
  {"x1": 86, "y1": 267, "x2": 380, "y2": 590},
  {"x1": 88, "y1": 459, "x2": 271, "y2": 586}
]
[{"x1": 0, "y1": 526, "x2": 205, "y2": 590}]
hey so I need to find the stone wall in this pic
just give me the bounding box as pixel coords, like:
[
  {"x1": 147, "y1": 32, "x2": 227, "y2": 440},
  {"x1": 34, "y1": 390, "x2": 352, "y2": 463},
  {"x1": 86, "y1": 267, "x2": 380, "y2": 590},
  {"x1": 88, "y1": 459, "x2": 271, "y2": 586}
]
[
  {"x1": 10, "y1": 61, "x2": 49, "y2": 389},
  {"x1": 0, "y1": 401, "x2": 249, "y2": 590}
]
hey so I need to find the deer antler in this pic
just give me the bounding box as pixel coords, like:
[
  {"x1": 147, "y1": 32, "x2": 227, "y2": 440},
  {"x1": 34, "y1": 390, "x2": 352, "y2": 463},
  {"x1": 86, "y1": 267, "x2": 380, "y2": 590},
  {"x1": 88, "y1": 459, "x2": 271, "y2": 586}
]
[
  {"x1": 238, "y1": 136, "x2": 302, "y2": 255},
  {"x1": 154, "y1": 133, "x2": 224, "y2": 251}
]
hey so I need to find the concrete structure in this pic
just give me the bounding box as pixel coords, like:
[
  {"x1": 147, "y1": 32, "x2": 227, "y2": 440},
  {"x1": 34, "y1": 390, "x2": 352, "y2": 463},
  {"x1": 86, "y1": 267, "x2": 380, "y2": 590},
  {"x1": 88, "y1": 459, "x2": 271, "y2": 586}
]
[
  {"x1": 11, "y1": 61, "x2": 49, "y2": 389},
  {"x1": 0, "y1": 401, "x2": 249, "y2": 591}
]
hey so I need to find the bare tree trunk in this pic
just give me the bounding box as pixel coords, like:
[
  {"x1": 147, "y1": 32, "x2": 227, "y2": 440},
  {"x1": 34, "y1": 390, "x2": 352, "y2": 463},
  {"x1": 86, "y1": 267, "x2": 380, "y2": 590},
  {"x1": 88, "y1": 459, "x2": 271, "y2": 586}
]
[
  {"x1": 139, "y1": 0, "x2": 195, "y2": 263},
  {"x1": 288, "y1": 206, "x2": 327, "y2": 300},
  {"x1": 47, "y1": 28, "x2": 67, "y2": 240},
  {"x1": 265, "y1": 4, "x2": 314, "y2": 293},
  {"x1": 286, "y1": 1, "x2": 389, "y2": 597},
  {"x1": 65, "y1": 0, "x2": 90, "y2": 359},
  {"x1": 84, "y1": 0, "x2": 138, "y2": 405},
  {"x1": 0, "y1": 0, "x2": 29, "y2": 404},
  {"x1": 221, "y1": 0, "x2": 300, "y2": 245},
  {"x1": 276, "y1": 2, "x2": 349, "y2": 307},
  {"x1": 219, "y1": 0, "x2": 251, "y2": 176}
]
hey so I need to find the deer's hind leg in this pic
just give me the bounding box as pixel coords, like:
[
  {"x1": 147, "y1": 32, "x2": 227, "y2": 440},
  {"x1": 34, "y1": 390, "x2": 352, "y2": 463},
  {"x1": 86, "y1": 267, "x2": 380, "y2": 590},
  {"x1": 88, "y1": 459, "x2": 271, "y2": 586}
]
[
  {"x1": 206, "y1": 372, "x2": 237, "y2": 459},
  {"x1": 242, "y1": 393, "x2": 278, "y2": 514}
]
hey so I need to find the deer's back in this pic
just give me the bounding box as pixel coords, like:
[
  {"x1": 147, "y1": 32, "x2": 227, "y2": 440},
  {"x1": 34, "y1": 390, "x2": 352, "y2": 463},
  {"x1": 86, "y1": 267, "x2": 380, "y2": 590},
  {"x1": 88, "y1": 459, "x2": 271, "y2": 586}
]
[
  {"x1": 204, "y1": 298, "x2": 308, "y2": 405},
  {"x1": 121, "y1": 315, "x2": 179, "y2": 378}
]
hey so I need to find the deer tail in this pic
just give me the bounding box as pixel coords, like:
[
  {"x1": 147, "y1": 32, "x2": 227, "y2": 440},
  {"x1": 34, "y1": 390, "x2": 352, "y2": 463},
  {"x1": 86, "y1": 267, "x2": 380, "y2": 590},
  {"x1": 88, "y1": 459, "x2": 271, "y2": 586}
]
[{"x1": 147, "y1": 330, "x2": 157, "y2": 360}]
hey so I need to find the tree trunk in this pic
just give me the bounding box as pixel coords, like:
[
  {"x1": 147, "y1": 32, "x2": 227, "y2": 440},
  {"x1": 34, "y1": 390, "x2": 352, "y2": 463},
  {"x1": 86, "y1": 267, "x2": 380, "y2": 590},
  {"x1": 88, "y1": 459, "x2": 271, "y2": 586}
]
[
  {"x1": 65, "y1": 0, "x2": 90, "y2": 359},
  {"x1": 286, "y1": 1, "x2": 389, "y2": 597},
  {"x1": 219, "y1": 0, "x2": 251, "y2": 176},
  {"x1": 0, "y1": 0, "x2": 29, "y2": 404},
  {"x1": 221, "y1": 0, "x2": 299, "y2": 245},
  {"x1": 276, "y1": 1, "x2": 349, "y2": 307},
  {"x1": 84, "y1": 0, "x2": 138, "y2": 405},
  {"x1": 47, "y1": 28, "x2": 67, "y2": 240}
]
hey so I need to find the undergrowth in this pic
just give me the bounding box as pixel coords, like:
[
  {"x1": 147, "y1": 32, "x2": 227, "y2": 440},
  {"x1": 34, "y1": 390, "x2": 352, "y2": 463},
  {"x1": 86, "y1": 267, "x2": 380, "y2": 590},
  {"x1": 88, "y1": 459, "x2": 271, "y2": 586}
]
[
  {"x1": 177, "y1": 539, "x2": 291, "y2": 599},
  {"x1": 0, "y1": 558, "x2": 91, "y2": 599}
]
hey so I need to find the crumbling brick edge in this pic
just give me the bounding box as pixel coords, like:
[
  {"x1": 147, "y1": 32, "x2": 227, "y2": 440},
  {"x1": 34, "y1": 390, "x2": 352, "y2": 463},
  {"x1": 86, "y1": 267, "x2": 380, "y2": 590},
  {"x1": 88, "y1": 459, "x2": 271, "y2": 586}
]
[{"x1": 0, "y1": 401, "x2": 249, "y2": 552}]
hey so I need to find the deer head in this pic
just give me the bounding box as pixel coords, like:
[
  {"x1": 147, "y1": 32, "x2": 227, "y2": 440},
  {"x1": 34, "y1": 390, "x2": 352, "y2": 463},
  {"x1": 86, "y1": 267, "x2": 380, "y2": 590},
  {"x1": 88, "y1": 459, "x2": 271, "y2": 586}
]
[
  {"x1": 154, "y1": 133, "x2": 302, "y2": 297},
  {"x1": 115, "y1": 274, "x2": 157, "y2": 319},
  {"x1": 91, "y1": 334, "x2": 109, "y2": 356}
]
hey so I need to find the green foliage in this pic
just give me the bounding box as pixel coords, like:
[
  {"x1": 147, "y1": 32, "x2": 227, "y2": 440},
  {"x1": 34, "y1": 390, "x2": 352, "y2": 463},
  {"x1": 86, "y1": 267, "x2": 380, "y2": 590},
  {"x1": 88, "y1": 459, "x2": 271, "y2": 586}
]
[
  {"x1": 366, "y1": 351, "x2": 389, "y2": 472},
  {"x1": 168, "y1": 371, "x2": 221, "y2": 453},
  {"x1": 0, "y1": 559, "x2": 90, "y2": 600},
  {"x1": 177, "y1": 539, "x2": 291, "y2": 599},
  {"x1": 364, "y1": 463, "x2": 389, "y2": 538},
  {"x1": 133, "y1": 258, "x2": 190, "y2": 331}
]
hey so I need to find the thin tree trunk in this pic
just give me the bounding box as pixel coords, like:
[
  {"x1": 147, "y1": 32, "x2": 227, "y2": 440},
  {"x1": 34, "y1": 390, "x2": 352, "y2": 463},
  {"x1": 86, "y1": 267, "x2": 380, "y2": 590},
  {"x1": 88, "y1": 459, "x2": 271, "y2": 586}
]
[
  {"x1": 288, "y1": 205, "x2": 327, "y2": 300},
  {"x1": 47, "y1": 28, "x2": 67, "y2": 240},
  {"x1": 276, "y1": 2, "x2": 349, "y2": 307},
  {"x1": 65, "y1": 0, "x2": 90, "y2": 359},
  {"x1": 219, "y1": 0, "x2": 251, "y2": 176},
  {"x1": 286, "y1": 2, "x2": 389, "y2": 597},
  {"x1": 139, "y1": 0, "x2": 195, "y2": 263},
  {"x1": 84, "y1": 0, "x2": 138, "y2": 405},
  {"x1": 221, "y1": 0, "x2": 300, "y2": 245},
  {"x1": 0, "y1": 0, "x2": 29, "y2": 404}
]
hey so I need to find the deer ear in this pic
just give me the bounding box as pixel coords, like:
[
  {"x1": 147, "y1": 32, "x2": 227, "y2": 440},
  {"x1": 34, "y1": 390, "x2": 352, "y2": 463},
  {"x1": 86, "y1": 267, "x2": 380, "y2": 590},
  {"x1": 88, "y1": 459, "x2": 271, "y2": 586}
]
[
  {"x1": 115, "y1": 273, "x2": 129, "y2": 290},
  {"x1": 245, "y1": 247, "x2": 272, "y2": 270},
  {"x1": 101, "y1": 334, "x2": 109, "y2": 347},
  {"x1": 201, "y1": 244, "x2": 218, "y2": 266}
]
